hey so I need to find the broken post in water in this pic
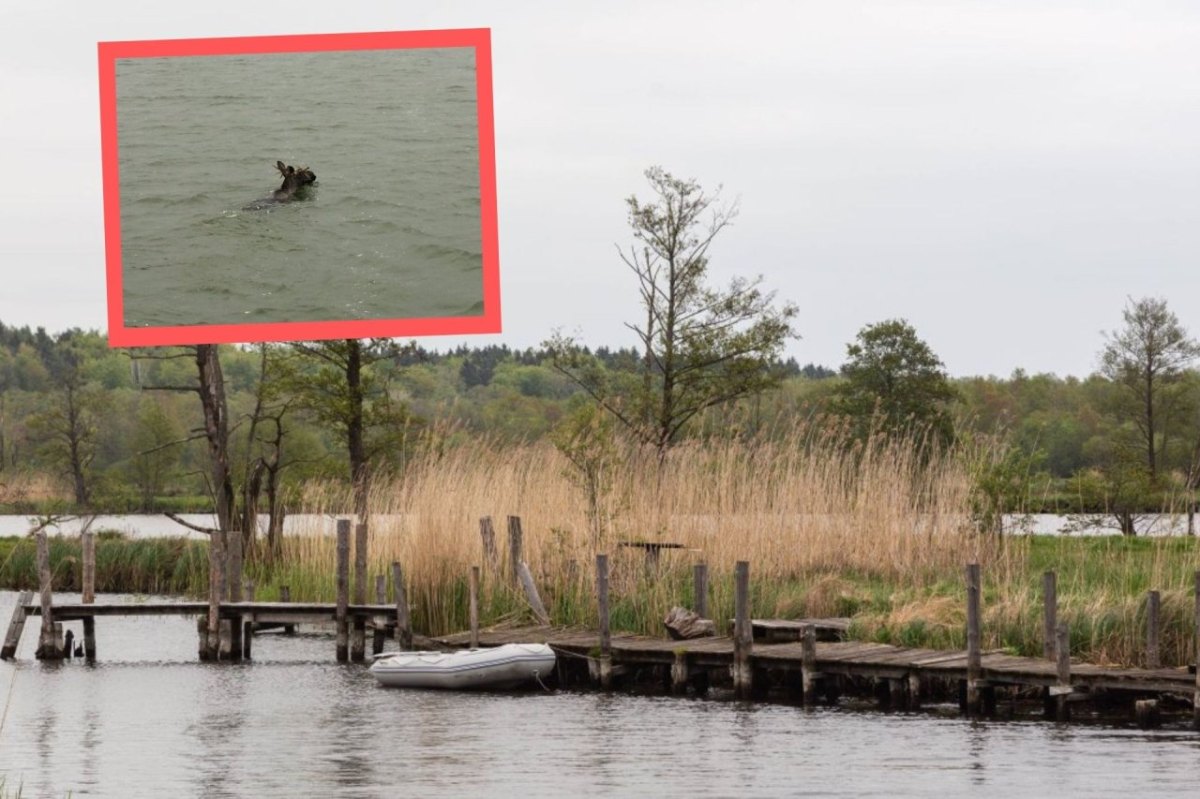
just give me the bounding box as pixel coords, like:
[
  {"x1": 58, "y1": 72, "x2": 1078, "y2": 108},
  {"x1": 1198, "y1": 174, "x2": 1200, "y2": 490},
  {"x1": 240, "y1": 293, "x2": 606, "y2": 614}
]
[{"x1": 596, "y1": 553, "x2": 612, "y2": 688}]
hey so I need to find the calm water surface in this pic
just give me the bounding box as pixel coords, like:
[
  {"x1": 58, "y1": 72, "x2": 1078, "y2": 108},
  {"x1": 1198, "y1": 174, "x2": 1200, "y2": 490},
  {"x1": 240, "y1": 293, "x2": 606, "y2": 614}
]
[
  {"x1": 115, "y1": 48, "x2": 484, "y2": 327},
  {"x1": 1, "y1": 592, "x2": 1199, "y2": 798}
]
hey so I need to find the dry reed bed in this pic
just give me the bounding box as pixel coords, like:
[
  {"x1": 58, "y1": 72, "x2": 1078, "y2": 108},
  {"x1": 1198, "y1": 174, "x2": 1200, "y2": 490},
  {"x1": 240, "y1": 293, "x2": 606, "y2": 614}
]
[{"x1": 283, "y1": 427, "x2": 1016, "y2": 642}]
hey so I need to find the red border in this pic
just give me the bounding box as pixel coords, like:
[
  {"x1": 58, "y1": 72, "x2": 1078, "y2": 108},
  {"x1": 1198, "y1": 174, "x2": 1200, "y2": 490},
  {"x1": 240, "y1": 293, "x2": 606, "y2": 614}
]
[{"x1": 98, "y1": 29, "x2": 500, "y2": 347}]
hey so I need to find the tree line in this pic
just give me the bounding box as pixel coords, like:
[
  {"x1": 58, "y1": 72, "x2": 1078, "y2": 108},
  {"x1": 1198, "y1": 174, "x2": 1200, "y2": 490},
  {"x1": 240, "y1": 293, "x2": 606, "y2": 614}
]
[{"x1": 1, "y1": 168, "x2": 1197, "y2": 538}]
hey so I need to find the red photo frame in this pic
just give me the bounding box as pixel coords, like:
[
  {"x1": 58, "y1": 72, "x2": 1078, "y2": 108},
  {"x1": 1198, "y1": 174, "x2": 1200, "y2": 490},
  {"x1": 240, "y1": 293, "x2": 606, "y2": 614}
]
[{"x1": 98, "y1": 28, "x2": 500, "y2": 347}]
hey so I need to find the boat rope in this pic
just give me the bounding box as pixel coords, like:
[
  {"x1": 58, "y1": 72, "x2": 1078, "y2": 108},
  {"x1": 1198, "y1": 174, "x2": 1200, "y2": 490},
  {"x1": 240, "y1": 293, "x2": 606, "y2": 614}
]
[{"x1": 533, "y1": 668, "x2": 552, "y2": 693}]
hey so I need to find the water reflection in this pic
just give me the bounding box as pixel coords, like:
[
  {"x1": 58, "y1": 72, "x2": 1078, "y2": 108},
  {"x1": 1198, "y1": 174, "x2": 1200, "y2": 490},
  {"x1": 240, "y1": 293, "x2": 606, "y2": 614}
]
[{"x1": 4, "y1": 592, "x2": 1200, "y2": 797}]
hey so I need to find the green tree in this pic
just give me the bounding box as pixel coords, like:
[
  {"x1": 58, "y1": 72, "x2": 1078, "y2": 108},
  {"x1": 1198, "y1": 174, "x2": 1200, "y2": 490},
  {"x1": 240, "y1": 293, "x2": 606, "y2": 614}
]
[
  {"x1": 833, "y1": 319, "x2": 956, "y2": 444},
  {"x1": 549, "y1": 166, "x2": 798, "y2": 460},
  {"x1": 128, "y1": 397, "x2": 184, "y2": 507},
  {"x1": 1100, "y1": 296, "x2": 1199, "y2": 479}
]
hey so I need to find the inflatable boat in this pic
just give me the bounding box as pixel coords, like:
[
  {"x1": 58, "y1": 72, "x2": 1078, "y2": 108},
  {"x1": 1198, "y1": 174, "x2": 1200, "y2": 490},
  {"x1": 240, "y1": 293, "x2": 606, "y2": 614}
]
[{"x1": 369, "y1": 643, "x2": 556, "y2": 690}]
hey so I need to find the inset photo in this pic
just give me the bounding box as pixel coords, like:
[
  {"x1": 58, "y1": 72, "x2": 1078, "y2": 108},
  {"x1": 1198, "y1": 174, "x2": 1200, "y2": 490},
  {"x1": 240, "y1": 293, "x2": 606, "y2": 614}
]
[{"x1": 99, "y1": 29, "x2": 500, "y2": 346}]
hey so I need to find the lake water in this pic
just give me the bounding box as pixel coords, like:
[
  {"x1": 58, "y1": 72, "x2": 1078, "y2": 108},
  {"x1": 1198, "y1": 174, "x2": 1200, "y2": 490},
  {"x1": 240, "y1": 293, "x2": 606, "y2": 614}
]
[
  {"x1": 115, "y1": 48, "x2": 484, "y2": 327},
  {"x1": 1, "y1": 592, "x2": 1199, "y2": 797}
]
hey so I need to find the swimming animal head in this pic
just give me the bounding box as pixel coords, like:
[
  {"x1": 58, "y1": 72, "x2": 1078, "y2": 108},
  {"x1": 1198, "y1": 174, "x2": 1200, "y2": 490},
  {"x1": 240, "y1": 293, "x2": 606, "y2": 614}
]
[{"x1": 272, "y1": 160, "x2": 317, "y2": 201}]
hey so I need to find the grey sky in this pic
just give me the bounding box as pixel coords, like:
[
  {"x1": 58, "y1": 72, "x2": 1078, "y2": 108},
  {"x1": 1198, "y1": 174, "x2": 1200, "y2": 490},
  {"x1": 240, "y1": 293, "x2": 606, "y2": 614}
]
[{"x1": 3, "y1": 1, "x2": 1199, "y2": 378}]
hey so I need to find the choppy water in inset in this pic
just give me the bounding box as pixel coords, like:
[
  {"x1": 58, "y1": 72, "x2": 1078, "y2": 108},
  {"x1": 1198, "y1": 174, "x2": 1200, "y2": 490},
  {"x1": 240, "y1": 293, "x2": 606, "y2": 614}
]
[
  {"x1": 115, "y1": 48, "x2": 484, "y2": 328},
  {"x1": 2, "y1": 592, "x2": 1200, "y2": 797}
]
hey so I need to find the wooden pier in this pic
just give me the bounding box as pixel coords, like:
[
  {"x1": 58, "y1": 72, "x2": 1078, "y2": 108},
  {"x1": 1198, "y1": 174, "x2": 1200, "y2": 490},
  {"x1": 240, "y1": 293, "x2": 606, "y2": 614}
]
[{"x1": 4, "y1": 513, "x2": 1200, "y2": 730}]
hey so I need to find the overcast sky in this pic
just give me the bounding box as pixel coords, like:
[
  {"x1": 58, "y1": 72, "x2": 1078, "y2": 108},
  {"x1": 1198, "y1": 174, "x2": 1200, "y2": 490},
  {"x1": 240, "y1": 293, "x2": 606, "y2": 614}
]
[{"x1": 3, "y1": 1, "x2": 1199, "y2": 378}]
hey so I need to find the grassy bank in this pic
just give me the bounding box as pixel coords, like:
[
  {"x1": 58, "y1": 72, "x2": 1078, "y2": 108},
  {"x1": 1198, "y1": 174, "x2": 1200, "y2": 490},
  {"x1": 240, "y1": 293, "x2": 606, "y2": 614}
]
[{"x1": 3, "y1": 427, "x2": 1198, "y2": 668}]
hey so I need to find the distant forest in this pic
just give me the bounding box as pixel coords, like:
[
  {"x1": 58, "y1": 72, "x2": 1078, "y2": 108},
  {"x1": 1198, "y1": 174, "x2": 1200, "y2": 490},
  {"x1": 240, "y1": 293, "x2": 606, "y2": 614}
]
[{"x1": 2, "y1": 311, "x2": 1199, "y2": 517}]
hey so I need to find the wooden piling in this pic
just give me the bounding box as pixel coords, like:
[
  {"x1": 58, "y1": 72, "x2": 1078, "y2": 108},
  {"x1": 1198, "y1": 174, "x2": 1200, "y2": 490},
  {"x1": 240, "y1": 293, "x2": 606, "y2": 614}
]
[
  {"x1": 517, "y1": 561, "x2": 549, "y2": 625},
  {"x1": 1146, "y1": 589, "x2": 1161, "y2": 670},
  {"x1": 1042, "y1": 570, "x2": 1056, "y2": 660},
  {"x1": 35, "y1": 530, "x2": 59, "y2": 660},
  {"x1": 372, "y1": 574, "x2": 387, "y2": 656},
  {"x1": 280, "y1": 585, "x2": 295, "y2": 635},
  {"x1": 596, "y1": 553, "x2": 612, "y2": 688},
  {"x1": 393, "y1": 561, "x2": 412, "y2": 651},
  {"x1": 733, "y1": 561, "x2": 752, "y2": 699},
  {"x1": 469, "y1": 566, "x2": 480, "y2": 649},
  {"x1": 205, "y1": 530, "x2": 224, "y2": 661},
  {"x1": 1, "y1": 590, "x2": 34, "y2": 660},
  {"x1": 242, "y1": 579, "x2": 255, "y2": 660},
  {"x1": 1194, "y1": 572, "x2": 1200, "y2": 731},
  {"x1": 351, "y1": 522, "x2": 367, "y2": 662},
  {"x1": 1055, "y1": 621, "x2": 1071, "y2": 722},
  {"x1": 965, "y1": 562, "x2": 982, "y2": 714},
  {"x1": 693, "y1": 563, "x2": 708, "y2": 619},
  {"x1": 801, "y1": 623, "x2": 818, "y2": 706},
  {"x1": 907, "y1": 672, "x2": 921, "y2": 710},
  {"x1": 335, "y1": 519, "x2": 350, "y2": 662},
  {"x1": 671, "y1": 650, "x2": 689, "y2": 695},
  {"x1": 82, "y1": 531, "x2": 96, "y2": 661},
  {"x1": 507, "y1": 516, "x2": 524, "y2": 585},
  {"x1": 479, "y1": 516, "x2": 499, "y2": 574},
  {"x1": 1135, "y1": 699, "x2": 1160, "y2": 729},
  {"x1": 196, "y1": 618, "x2": 207, "y2": 661},
  {"x1": 227, "y1": 530, "x2": 243, "y2": 662}
]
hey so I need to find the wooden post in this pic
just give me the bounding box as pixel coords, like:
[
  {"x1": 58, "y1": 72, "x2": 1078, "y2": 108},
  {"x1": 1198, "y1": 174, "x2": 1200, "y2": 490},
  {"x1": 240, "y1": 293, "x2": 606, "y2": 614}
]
[
  {"x1": 801, "y1": 623, "x2": 818, "y2": 706},
  {"x1": 733, "y1": 561, "x2": 752, "y2": 699},
  {"x1": 693, "y1": 563, "x2": 708, "y2": 619},
  {"x1": 227, "y1": 528, "x2": 243, "y2": 662},
  {"x1": 392, "y1": 561, "x2": 412, "y2": 651},
  {"x1": 280, "y1": 585, "x2": 295, "y2": 635},
  {"x1": 479, "y1": 516, "x2": 499, "y2": 574},
  {"x1": 242, "y1": 579, "x2": 255, "y2": 660},
  {"x1": 964, "y1": 562, "x2": 983, "y2": 714},
  {"x1": 469, "y1": 566, "x2": 480, "y2": 649},
  {"x1": 517, "y1": 561, "x2": 550, "y2": 625},
  {"x1": 1135, "y1": 699, "x2": 1160, "y2": 730},
  {"x1": 372, "y1": 574, "x2": 387, "y2": 656},
  {"x1": 351, "y1": 522, "x2": 368, "y2": 662},
  {"x1": 671, "y1": 650, "x2": 689, "y2": 695},
  {"x1": 1042, "y1": 570, "x2": 1056, "y2": 660},
  {"x1": 1055, "y1": 620, "x2": 1071, "y2": 722},
  {"x1": 35, "y1": 530, "x2": 60, "y2": 660},
  {"x1": 335, "y1": 519, "x2": 350, "y2": 662},
  {"x1": 1146, "y1": 590, "x2": 1161, "y2": 670},
  {"x1": 596, "y1": 553, "x2": 612, "y2": 688},
  {"x1": 507, "y1": 516, "x2": 524, "y2": 585},
  {"x1": 196, "y1": 618, "x2": 208, "y2": 661},
  {"x1": 205, "y1": 530, "x2": 225, "y2": 661},
  {"x1": 907, "y1": 672, "x2": 921, "y2": 710},
  {"x1": 82, "y1": 531, "x2": 96, "y2": 661},
  {"x1": 1194, "y1": 572, "x2": 1200, "y2": 731},
  {"x1": 1, "y1": 590, "x2": 33, "y2": 660}
]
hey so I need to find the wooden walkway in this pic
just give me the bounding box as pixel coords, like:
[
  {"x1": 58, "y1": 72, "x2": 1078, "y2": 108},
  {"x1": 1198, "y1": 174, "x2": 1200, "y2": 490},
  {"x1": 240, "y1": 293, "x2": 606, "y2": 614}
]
[{"x1": 433, "y1": 625, "x2": 1199, "y2": 698}]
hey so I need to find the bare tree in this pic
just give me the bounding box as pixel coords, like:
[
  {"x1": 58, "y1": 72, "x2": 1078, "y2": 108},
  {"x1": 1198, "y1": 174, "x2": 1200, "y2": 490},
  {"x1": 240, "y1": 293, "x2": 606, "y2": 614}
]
[
  {"x1": 1100, "y1": 297, "x2": 1199, "y2": 480},
  {"x1": 550, "y1": 166, "x2": 798, "y2": 461}
]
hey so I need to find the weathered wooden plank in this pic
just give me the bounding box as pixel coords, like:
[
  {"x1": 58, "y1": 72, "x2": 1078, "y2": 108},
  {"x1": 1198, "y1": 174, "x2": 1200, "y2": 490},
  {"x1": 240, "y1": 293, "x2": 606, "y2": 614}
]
[
  {"x1": 479, "y1": 516, "x2": 499, "y2": 574},
  {"x1": 517, "y1": 561, "x2": 549, "y2": 626},
  {"x1": 1, "y1": 590, "x2": 34, "y2": 660},
  {"x1": 507, "y1": 516, "x2": 524, "y2": 586}
]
